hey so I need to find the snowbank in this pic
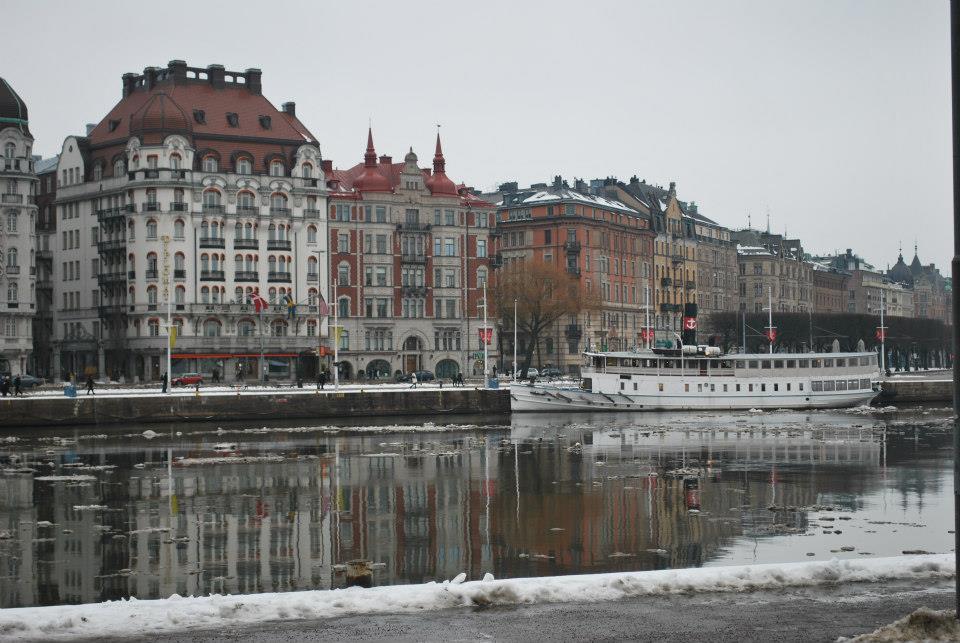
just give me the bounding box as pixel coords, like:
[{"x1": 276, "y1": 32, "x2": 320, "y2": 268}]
[
  {"x1": 841, "y1": 607, "x2": 959, "y2": 641},
  {"x1": 0, "y1": 555, "x2": 951, "y2": 641}
]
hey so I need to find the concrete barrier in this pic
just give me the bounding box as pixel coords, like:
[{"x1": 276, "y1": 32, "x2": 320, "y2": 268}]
[
  {"x1": 0, "y1": 388, "x2": 511, "y2": 429},
  {"x1": 878, "y1": 379, "x2": 953, "y2": 404}
]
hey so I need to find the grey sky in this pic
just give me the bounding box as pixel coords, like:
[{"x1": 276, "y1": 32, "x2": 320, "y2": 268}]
[{"x1": 6, "y1": 0, "x2": 952, "y2": 270}]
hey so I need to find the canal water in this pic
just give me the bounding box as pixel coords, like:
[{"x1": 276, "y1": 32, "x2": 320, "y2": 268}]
[{"x1": 0, "y1": 407, "x2": 954, "y2": 608}]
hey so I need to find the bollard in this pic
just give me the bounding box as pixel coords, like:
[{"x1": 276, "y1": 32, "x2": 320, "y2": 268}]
[{"x1": 345, "y1": 559, "x2": 373, "y2": 588}]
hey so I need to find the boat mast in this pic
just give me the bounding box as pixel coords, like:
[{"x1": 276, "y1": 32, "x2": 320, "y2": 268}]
[
  {"x1": 878, "y1": 289, "x2": 887, "y2": 372},
  {"x1": 766, "y1": 285, "x2": 774, "y2": 354},
  {"x1": 644, "y1": 285, "x2": 651, "y2": 350}
]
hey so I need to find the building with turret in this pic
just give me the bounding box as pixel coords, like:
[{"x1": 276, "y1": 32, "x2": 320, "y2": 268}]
[
  {"x1": 52, "y1": 61, "x2": 328, "y2": 383},
  {"x1": 0, "y1": 77, "x2": 37, "y2": 376}
]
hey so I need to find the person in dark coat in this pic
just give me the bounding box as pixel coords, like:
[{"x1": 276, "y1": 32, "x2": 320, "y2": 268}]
[
  {"x1": 85, "y1": 375, "x2": 95, "y2": 395},
  {"x1": 317, "y1": 370, "x2": 328, "y2": 391},
  {"x1": 161, "y1": 372, "x2": 168, "y2": 394},
  {"x1": 0, "y1": 377, "x2": 9, "y2": 397},
  {"x1": 13, "y1": 375, "x2": 22, "y2": 397}
]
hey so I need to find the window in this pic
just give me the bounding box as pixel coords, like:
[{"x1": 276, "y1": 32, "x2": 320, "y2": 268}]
[
  {"x1": 444, "y1": 238, "x2": 455, "y2": 256},
  {"x1": 170, "y1": 154, "x2": 181, "y2": 170},
  {"x1": 202, "y1": 156, "x2": 218, "y2": 172},
  {"x1": 477, "y1": 267, "x2": 488, "y2": 288},
  {"x1": 174, "y1": 219, "x2": 185, "y2": 239},
  {"x1": 148, "y1": 319, "x2": 160, "y2": 337},
  {"x1": 6, "y1": 248, "x2": 16, "y2": 267},
  {"x1": 338, "y1": 232, "x2": 349, "y2": 253},
  {"x1": 226, "y1": 112, "x2": 239, "y2": 127},
  {"x1": 236, "y1": 157, "x2": 252, "y2": 174},
  {"x1": 477, "y1": 239, "x2": 487, "y2": 258},
  {"x1": 6, "y1": 282, "x2": 17, "y2": 302},
  {"x1": 307, "y1": 225, "x2": 317, "y2": 243},
  {"x1": 204, "y1": 319, "x2": 222, "y2": 336},
  {"x1": 375, "y1": 206, "x2": 386, "y2": 222},
  {"x1": 203, "y1": 190, "x2": 221, "y2": 206},
  {"x1": 270, "y1": 160, "x2": 284, "y2": 177},
  {"x1": 337, "y1": 262, "x2": 349, "y2": 285},
  {"x1": 6, "y1": 211, "x2": 16, "y2": 233},
  {"x1": 146, "y1": 220, "x2": 157, "y2": 239},
  {"x1": 338, "y1": 297, "x2": 349, "y2": 318}
]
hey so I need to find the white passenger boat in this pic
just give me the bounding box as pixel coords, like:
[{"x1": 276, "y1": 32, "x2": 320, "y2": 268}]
[{"x1": 510, "y1": 347, "x2": 881, "y2": 412}]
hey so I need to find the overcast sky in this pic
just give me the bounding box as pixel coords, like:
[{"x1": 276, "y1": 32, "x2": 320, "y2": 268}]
[{"x1": 6, "y1": 0, "x2": 952, "y2": 271}]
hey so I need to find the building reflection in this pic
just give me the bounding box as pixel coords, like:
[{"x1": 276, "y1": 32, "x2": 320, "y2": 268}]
[{"x1": 0, "y1": 417, "x2": 946, "y2": 608}]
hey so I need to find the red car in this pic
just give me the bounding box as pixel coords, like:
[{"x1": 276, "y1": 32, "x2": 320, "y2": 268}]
[{"x1": 172, "y1": 372, "x2": 203, "y2": 387}]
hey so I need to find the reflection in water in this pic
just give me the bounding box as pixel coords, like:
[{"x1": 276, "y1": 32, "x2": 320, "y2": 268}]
[{"x1": 0, "y1": 409, "x2": 952, "y2": 608}]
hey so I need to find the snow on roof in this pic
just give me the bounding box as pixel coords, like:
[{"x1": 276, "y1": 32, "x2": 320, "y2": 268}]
[
  {"x1": 517, "y1": 189, "x2": 639, "y2": 214},
  {"x1": 737, "y1": 245, "x2": 774, "y2": 257}
]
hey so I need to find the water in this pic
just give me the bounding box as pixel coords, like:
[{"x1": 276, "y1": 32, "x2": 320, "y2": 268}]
[{"x1": 0, "y1": 408, "x2": 954, "y2": 608}]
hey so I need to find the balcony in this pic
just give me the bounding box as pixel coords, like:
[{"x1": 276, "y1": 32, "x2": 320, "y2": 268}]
[
  {"x1": 97, "y1": 207, "x2": 126, "y2": 223},
  {"x1": 235, "y1": 271, "x2": 259, "y2": 282},
  {"x1": 127, "y1": 270, "x2": 136, "y2": 279},
  {"x1": 36, "y1": 279, "x2": 52, "y2": 291},
  {"x1": 401, "y1": 253, "x2": 427, "y2": 264},
  {"x1": 236, "y1": 205, "x2": 259, "y2": 216},
  {"x1": 4, "y1": 265, "x2": 19, "y2": 275},
  {"x1": 170, "y1": 202, "x2": 188, "y2": 212},
  {"x1": 144, "y1": 169, "x2": 160, "y2": 179},
  {"x1": 97, "y1": 271, "x2": 126, "y2": 286},
  {"x1": 2, "y1": 158, "x2": 32, "y2": 173},
  {"x1": 234, "y1": 237, "x2": 259, "y2": 250},
  {"x1": 1, "y1": 193, "x2": 23, "y2": 204},
  {"x1": 268, "y1": 271, "x2": 292, "y2": 282},
  {"x1": 660, "y1": 303, "x2": 680, "y2": 313},
  {"x1": 270, "y1": 207, "x2": 291, "y2": 216},
  {"x1": 142, "y1": 201, "x2": 161, "y2": 212},
  {"x1": 685, "y1": 280, "x2": 696, "y2": 289},
  {"x1": 145, "y1": 269, "x2": 158, "y2": 280},
  {"x1": 174, "y1": 269, "x2": 186, "y2": 279},
  {"x1": 490, "y1": 254, "x2": 504, "y2": 269},
  {"x1": 565, "y1": 324, "x2": 583, "y2": 339},
  {"x1": 397, "y1": 221, "x2": 432, "y2": 232},
  {"x1": 671, "y1": 253, "x2": 685, "y2": 264},
  {"x1": 97, "y1": 239, "x2": 126, "y2": 252},
  {"x1": 402, "y1": 285, "x2": 428, "y2": 297},
  {"x1": 304, "y1": 209, "x2": 320, "y2": 219},
  {"x1": 199, "y1": 237, "x2": 225, "y2": 249},
  {"x1": 98, "y1": 304, "x2": 126, "y2": 318},
  {"x1": 661, "y1": 277, "x2": 672, "y2": 287},
  {"x1": 564, "y1": 240, "x2": 582, "y2": 253},
  {"x1": 200, "y1": 270, "x2": 225, "y2": 281},
  {"x1": 488, "y1": 228, "x2": 503, "y2": 238},
  {"x1": 566, "y1": 265, "x2": 581, "y2": 277},
  {"x1": 36, "y1": 248, "x2": 52, "y2": 260},
  {"x1": 307, "y1": 273, "x2": 319, "y2": 282},
  {"x1": 202, "y1": 204, "x2": 225, "y2": 214},
  {"x1": 267, "y1": 239, "x2": 292, "y2": 251}
]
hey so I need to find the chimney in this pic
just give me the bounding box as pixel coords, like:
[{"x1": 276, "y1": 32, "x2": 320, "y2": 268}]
[
  {"x1": 207, "y1": 64, "x2": 225, "y2": 89},
  {"x1": 629, "y1": 175, "x2": 639, "y2": 185},
  {"x1": 379, "y1": 155, "x2": 392, "y2": 165},
  {"x1": 246, "y1": 68, "x2": 263, "y2": 95},
  {"x1": 85, "y1": 123, "x2": 96, "y2": 136},
  {"x1": 281, "y1": 101, "x2": 296, "y2": 116},
  {"x1": 321, "y1": 159, "x2": 333, "y2": 174},
  {"x1": 553, "y1": 175, "x2": 563, "y2": 188},
  {"x1": 167, "y1": 59, "x2": 188, "y2": 83},
  {"x1": 143, "y1": 66, "x2": 158, "y2": 90},
  {"x1": 122, "y1": 73, "x2": 137, "y2": 97},
  {"x1": 669, "y1": 181, "x2": 676, "y2": 194}
]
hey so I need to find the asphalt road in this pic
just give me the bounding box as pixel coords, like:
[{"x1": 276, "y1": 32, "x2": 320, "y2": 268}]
[{"x1": 141, "y1": 579, "x2": 955, "y2": 643}]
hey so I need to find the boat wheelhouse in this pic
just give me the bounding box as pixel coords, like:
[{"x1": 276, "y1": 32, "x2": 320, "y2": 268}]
[{"x1": 510, "y1": 347, "x2": 881, "y2": 412}]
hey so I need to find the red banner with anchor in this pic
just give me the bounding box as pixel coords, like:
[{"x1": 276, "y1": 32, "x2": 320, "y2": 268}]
[
  {"x1": 478, "y1": 328, "x2": 493, "y2": 345},
  {"x1": 765, "y1": 328, "x2": 777, "y2": 342},
  {"x1": 682, "y1": 316, "x2": 697, "y2": 331},
  {"x1": 875, "y1": 328, "x2": 886, "y2": 341}
]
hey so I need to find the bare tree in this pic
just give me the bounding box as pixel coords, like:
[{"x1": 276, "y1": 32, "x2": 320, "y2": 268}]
[{"x1": 493, "y1": 260, "x2": 600, "y2": 377}]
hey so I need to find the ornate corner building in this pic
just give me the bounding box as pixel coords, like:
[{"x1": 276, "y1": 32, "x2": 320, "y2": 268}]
[
  {"x1": 0, "y1": 77, "x2": 37, "y2": 376},
  {"x1": 52, "y1": 61, "x2": 328, "y2": 383}
]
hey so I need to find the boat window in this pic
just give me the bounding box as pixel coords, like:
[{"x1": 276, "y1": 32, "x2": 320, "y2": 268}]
[
  {"x1": 633, "y1": 359, "x2": 641, "y2": 367},
  {"x1": 799, "y1": 359, "x2": 809, "y2": 368},
  {"x1": 786, "y1": 383, "x2": 791, "y2": 391},
  {"x1": 748, "y1": 360, "x2": 758, "y2": 368},
  {"x1": 658, "y1": 383, "x2": 663, "y2": 392},
  {"x1": 748, "y1": 384, "x2": 754, "y2": 392},
  {"x1": 709, "y1": 360, "x2": 720, "y2": 370},
  {"x1": 633, "y1": 383, "x2": 638, "y2": 391},
  {"x1": 823, "y1": 380, "x2": 836, "y2": 391},
  {"x1": 723, "y1": 384, "x2": 728, "y2": 392},
  {"x1": 835, "y1": 380, "x2": 847, "y2": 391},
  {"x1": 663, "y1": 359, "x2": 674, "y2": 369},
  {"x1": 684, "y1": 383, "x2": 690, "y2": 392},
  {"x1": 710, "y1": 384, "x2": 715, "y2": 392},
  {"x1": 696, "y1": 384, "x2": 701, "y2": 392},
  {"x1": 799, "y1": 382, "x2": 804, "y2": 391},
  {"x1": 862, "y1": 357, "x2": 872, "y2": 366},
  {"x1": 823, "y1": 359, "x2": 834, "y2": 367},
  {"x1": 621, "y1": 358, "x2": 631, "y2": 367},
  {"x1": 721, "y1": 360, "x2": 734, "y2": 369},
  {"x1": 736, "y1": 384, "x2": 741, "y2": 391},
  {"x1": 774, "y1": 360, "x2": 784, "y2": 368},
  {"x1": 761, "y1": 361, "x2": 772, "y2": 369},
  {"x1": 786, "y1": 360, "x2": 796, "y2": 368},
  {"x1": 811, "y1": 359, "x2": 822, "y2": 368},
  {"x1": 773, "y1": 383, "x2": 778, "y2": 391},
  {"x1": 811, "y1": 381, "x2": 823, "y2": 392},
  {"x1": 735, "y1": 360, "x2": 746, "y2": 369},
  {"x1": 761, "y1": 383, "x2": 766, "y2": 392},
  {"x1": 860, "y1": 378, "x2": 870, "y2": 389},
  {"x1": 848, "y1": 379, "x2": 859, "y2": 389},
  {"x1": 835, "y1": 358, "x2": 846, "y2": 367}
]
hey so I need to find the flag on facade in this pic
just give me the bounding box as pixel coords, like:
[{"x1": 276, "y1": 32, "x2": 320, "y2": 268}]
[
  {"x1": 284, "y1": 294, "x2": 296, "y2": 319},
  {"x1": 249, "y1": 292, "x2": 268, "y2": 313},
  {"x1": 169, "y1": 325, "x2": 177, "y2": 348},
  {"x1": 317, "y1": 293, "x2": 329, "y2": 316}
]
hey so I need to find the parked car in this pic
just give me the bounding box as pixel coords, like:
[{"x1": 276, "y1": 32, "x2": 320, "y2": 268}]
[
  {"x1": 172, "y1": 372, "x2": 203, "y2": 387},
  {"x1": 1, "y1": 373, "x2": 44, "y2": 388},
  {"x1": 395, "y1": 370, "x2": 435, "y2": 383},
  {"x1": 541, "y1": 367, "x2": 563, "y2": 379},
  {"x1": 524, "y1": 368, "x2": 540, "y2": 379}
]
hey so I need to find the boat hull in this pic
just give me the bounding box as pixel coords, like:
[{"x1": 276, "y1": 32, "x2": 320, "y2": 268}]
[{"x1": 509, "y1": 384, "x2": 878, "y2": 412}]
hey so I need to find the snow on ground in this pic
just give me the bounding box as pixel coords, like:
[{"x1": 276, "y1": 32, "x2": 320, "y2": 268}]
[
  {"x1": 0, "y1": 555, "x2": 951, "y2": 641},
  {"x1": 840, "y1": 607, "x2": 960, "y2": 642}
]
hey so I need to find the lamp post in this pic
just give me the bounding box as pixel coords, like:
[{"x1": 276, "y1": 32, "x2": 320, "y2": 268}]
[
  {"x1": 512, "y1": 298, "x2": 518, "y2": 383},
  {"x1": 161, "y1": 235, "x2": 172, "y2": 394},
  {"x1": 949, "y1": 0, "x2": 960, "y2": 618}
]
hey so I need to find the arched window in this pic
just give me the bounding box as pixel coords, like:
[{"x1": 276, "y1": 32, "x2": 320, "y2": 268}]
[
  {"x1": 200, "y1": 221, "x2": 209, "y2": 238},
  {"x1": 128, "y1": 285, "x2": 136, "y2": 303},
  {"x1": 271, "y1": 319, "x2": 288, "y2": 336},
  {"x1": 204, "y1": 319, "x2": 222, "y2": 336},
  {"x1": 169, "y1": 153, "x2": 181, "y2": 170},
  {"x1": 307, "y1": 256, "x2": 318, "y2": 277},
  {"x1": 174, "y1": 252, "x2": 185, "y2": 271},
  {"x1": 202, "y1": 155, "x2": 218, "y2": 172},
  {"x1": 235, "y1": 254, "x2": 243, "y2": 271},
  {"x1": 245, "y1": 222, "x2": 254, "y2": 239},
  {"x1": 234, "y1": 287, "x2": 243, "y2": 302},
  {"x1": 146, "y1": 219, "x2": 157, "y2": 239},
  {"x1": 114, "y1": 158, "x2": 125, "y2": 176},
  {"x1": 3, "y1": 143, "x2": 14, "y2": 158},
  {"x1": 270, "y1": 193, "x2": 287, "y2": 210},
  {"x1": 337, "y1": 262, "x2": 349, "y2": 286},
  {"x1": 237, "y1": 190, "x2": 255, "y2": 208},
  {"x1": 200, "y1": 254, "x2": 209, "y2": 271},
  {"x1": 147, "y1": 286, "x2": 158, "y2": 304},
  {"x1": 269, "y1": 160, "x2": 284, "y2": 177},
  {"x1": 238, "y1": 318, "x2": 256, "y2": 336},
  {"x1": 302, "y1": 163, "x2": 313, "y2": 178},
  {"x1": 203, "y1": 189, "x2": 221, "y2": 207},
  {"x1": 6, "y1": 248, "x2": 17, "y2": 267},
  {"x1": 268, "y1": 223, "x2": 276, "y2": 240},
  {"x1": 338, "y1": 296, "x2": 349, "y2": 318},
  {"x1": 92, "y1": 163, "x2": 103, "y2": 181},
  {"x1": 308, "y1": 288, "x2": 318, "y2": 305},
  {"x1": 148, "y1": 319, "x2": 160, "y2": 337},
  {"x1": 211, "y1": 287, "x2": 221, "y2": 303},
  {"x1": 477, "y1": 267, "x2": 488, "y2": 288},
  {"x1": 268, "y1": 256, "x2": 277, "y2": 273},
  {"x1": 6, "y1": 211, "x2": 16, "y2": 233},
  {"x1": 245, "y1": 254, "x2": 255, "y2": 270},
  {"x1": 268, "y1": 287, "x2": 277, "y2": 303},
  {"x1": 6, "y1": 282, "x2": 17, "y2": 302},
  {"x1": 174, "y1": 219, "x2": 185, "y2": 239},
  {"x1": 146, "y1": 252, "x2": 158, "y2": 274},
  {"x1": 307, "y1": 319, "x2": 317, "y2": 336},
  {"x1": 236, "y1": 157, "x2": 252, "y2": 174},
  {"x1": 127, "y1": 219, "x2": 135, "y2": 241},
  {"x1": 200, "y1": 286, "x2": 210, "y2": 303},
  {"x1": 175, "y1": 285, "x2": 185, "y2": 304},
  {"x1": 307, "y1": 225, "x2": 317, "y2": 243}
]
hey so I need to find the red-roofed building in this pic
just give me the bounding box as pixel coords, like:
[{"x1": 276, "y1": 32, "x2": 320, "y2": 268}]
[
  {"x1": 52, "y1": 61, "x2": 328, "y2": 383},
  {"x1": 323, "y1": 129, "x2": 497, "y2": 381}
]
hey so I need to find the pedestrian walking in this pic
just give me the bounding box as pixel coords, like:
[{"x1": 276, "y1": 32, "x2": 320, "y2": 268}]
[
  {"x1": 13, "y1": 375, "x2": 22, "y2": 397},
  {"x1": 318, "y1": 370, "x2": 327, "y2": 391},
  {"x1": 85, "y1": 375, "x2": 95, "y2": 395},
  {"x1": 161, "y1": 372, "x2": 168, "y2": 394},
  {"x1": 410, "y1": 372, "x2": 418, "y2": 388},
  {"x1": 0, "y1": 376, "x2": 9, "y2": 397}
]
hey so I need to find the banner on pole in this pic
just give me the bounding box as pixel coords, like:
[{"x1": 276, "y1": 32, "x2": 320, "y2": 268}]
[
  {"x1": 682, "y1": 316, "x2": 697, "y2": 331},
  {"x1": 169, "y1": 326, "x2": 177, "y2": 348},
  {"x1": 478, "y1": 328, "x2": 493, "y2": 345},
  {"x1": 765, "y1": 328, "x2": 777, "y2": 342},
  {"x1": 875, "y1": 328, "x2": 886, "y2": 341}
]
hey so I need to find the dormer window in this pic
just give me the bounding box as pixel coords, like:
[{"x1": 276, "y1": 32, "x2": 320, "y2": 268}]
[
  {"x1": 193, "y1": 109, "x2": 206, "y2": 124},
  {"x1": 269, "y1": 160, "x2": 284, "y2": 177},
  {"x1": 236, "y1": 157, "x2": 252, "y2": 175},
  {"x1": 169, "y1": 154, "x2": 181, "y2": 170},
  {"x1": 202, "y1": 155, "x2": 218, "y2": 172},
  {"x1": 258, "y1": 115, "x2": 271, "y2": 129},
  {"x1": 92, "y1": 164, "x2": 103, "y2": 181},
  {"x1": 108, "y1": 119, "x2": 120, "y2": 132},
  {"x1": 114, "y1": 159, "x2": 125, "y2": 176},
  {"x1": 302, "y1": 163, "x2": 313, "y2": 178},
  {"x1": 226, "y1": 112, "x2": 239, "y2": 127}
]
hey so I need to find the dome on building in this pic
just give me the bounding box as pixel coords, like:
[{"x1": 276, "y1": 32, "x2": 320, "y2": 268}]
[
  {"x1": 129, "y1": 91, "x2": 191, "y2": 139},
  {"x1": 424, "y1": 133, "x2": 458, "y2": 196},
  {"x1": 888, "y1": 252, "x2": 913, "y2": 286},
  {"x1": 0, "y1": 77, "x2": 30, "y2": 136},
  {"x1": 353, "y1": 128, "x2": 392, "y2": 193},
  {"x1": 404, "y1": 147, "x2": 418, "y2": 164}
]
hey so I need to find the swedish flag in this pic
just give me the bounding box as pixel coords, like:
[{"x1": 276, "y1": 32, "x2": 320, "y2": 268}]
[{"x1": 284, "y1": 294, "x2": 296, "y2": 319}]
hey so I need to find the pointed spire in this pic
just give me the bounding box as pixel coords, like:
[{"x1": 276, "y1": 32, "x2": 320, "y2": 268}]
[
  {"x1": 433, "y1": 130, "x2": 446, "y2": 175},
  {"x1": 364, "y1": 127, "x2": 377, "y2": 167}
]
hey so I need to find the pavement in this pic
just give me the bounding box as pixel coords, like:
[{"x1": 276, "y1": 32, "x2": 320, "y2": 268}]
[{"x1": 141, "y1": 579, "x2": 955, "y2": 643}]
